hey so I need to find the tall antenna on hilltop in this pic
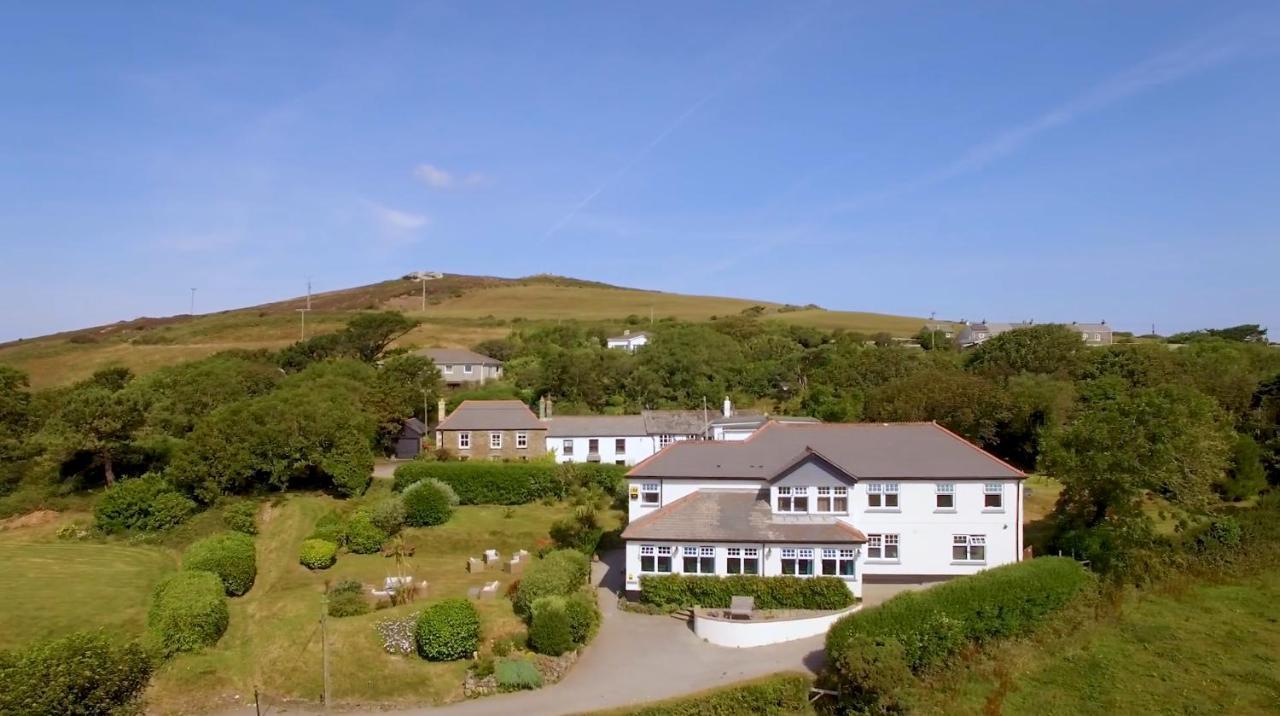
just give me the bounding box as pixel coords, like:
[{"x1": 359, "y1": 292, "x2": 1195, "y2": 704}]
[{"x1": 297, "y1": 279, "x2": 312, "y2": 340}]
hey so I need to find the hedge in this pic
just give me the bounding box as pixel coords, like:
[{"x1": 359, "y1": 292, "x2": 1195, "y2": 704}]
[
  {"x1": 0, "y1": 631, "x2": 153, "y2": 716},
  {"x1": 392, "y1": 461, "x2": 630, "y2": 505},
  {"x1": 327, "y1": 579, "x2": 370, "y2": 618},
  {"x1": 94, "y1": 474, "x2": 196, "y2": 533},
  {"x1": 310, "y1": 511, "x2": 345, "y2": 544},
  {"x1": 344, "y1": 511, "x2": 388, "y2": 554},
  {"x1": 182, "y1": 532, "x2": 257, "y2": 596},
  {"x1": 565, "y1": 589, "x2": 602, "y2": 645},
  {"x1": 299, "y1": 538, "x2": 338, "y2": 570},
  {"x1": 222, "y1": 501, "x2": 258, "y2": 535},
  {"x1": 415, "y1": 598, "x2": 481, "y2": 661},
  {"x1": 639, "y1": 575, "x2": 855, "y2": 610},
  {"x1": 512, "y1": 550, "x2": 591, "y2": 618},
  {"x1": 528, "y1": 596, "x2": 575, "y2": 656},
  {"x1": 403, "y1": 480, "x2": 453, "y2": 527},
  {"x1": 826, "y1": 556, "x2": 1092, "y2": 673},
  {"x1": 601, "y1": 672, "x2": 814, "y2": 715},
  {"x1": 147, "y1": 571, "x2": 230, "y2": 656}
]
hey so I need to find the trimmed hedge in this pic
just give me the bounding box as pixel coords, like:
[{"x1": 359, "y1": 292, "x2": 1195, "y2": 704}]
[
  {"x1": 826, "y1": 557, "x2": 1092, "y2": 673},
  {"x1": 147, "y1": 571, "x2": 229, "y2": 656},
  {"x1": 565, "y1": 589, "x2": 602, "y2": 645},
  {"x1": 415, "y1": 598, "x2": 481, "y2": 661},
  {"x1": 512, "y1": 550, "x2": 591, "y2": 618},
  {"x1": 529, "y1": 596, "x2": 575, "y2": 656},
  {"x1": 182, "y1": 532, "x2": 257, "y2": 596},
  {"x1": 94, "y1": 474, "x2": 196, "y2": 533},
  {"x1": 0, "y1": 631, "x2": 153, "y2": 716},
  {"x1": 604, "y1": 672, "x2": 814, "y2": 715},
  {"x1": 392, "y1": 461, "x2": 629, "y2": 505},
  {"x1": 300, "y1": 538, "x2": 338, "y2": 569},
  {"x1": 403, "y1": 480, "x2": 453, "y2": 527},
  {"x1": 639, "y1": 575, "x2": 855, "y2": 610},
  {"x1": 344, "y1": 511, "x2": 387, "y2": 554}
]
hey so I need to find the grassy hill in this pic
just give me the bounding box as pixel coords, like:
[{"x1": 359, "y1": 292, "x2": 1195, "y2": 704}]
[{"x1": 0, "y1": 273, "x2": 938, "y2": 388}]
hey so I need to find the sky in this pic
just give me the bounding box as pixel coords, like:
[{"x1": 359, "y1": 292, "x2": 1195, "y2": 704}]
[{"x1": 2, "y1": 1, "x2": 1279, "y2": 341}]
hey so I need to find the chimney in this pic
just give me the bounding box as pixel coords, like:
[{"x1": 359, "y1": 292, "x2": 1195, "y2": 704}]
[
  {"x1": 437, "y1": 398, "x2": 446, "y2": 422},
  {"x1": 722, "y1": 396, "x2": 732, "y2": 418},
  {"x1": 546, "y1": 396, "x2": 553, "y2": 419},
  {"x1": 538, "y1": 396, "x2": 547, "y2": 420},
  {"x1": 623, "y1": 329, "x2": 631, "y2": 336}
]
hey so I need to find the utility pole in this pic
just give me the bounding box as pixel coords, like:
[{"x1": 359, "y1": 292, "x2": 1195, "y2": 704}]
[
  {"x1": 929, "y1": 311, "x2": 936, "y2": 351},
  {"x1": 297, "y1": 279, "x2": 312, "y2": 340},
  {"x1": 420, "y1": 274, "x2": 427, "y2": 312},
  {"x1": 321, "y1": 591, "x2": 331, "y2": 707},
  {"x1": 189, "y1": 288, "x2": 197, "y2": 315}
]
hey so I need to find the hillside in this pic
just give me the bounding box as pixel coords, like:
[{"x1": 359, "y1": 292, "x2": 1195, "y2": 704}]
[{"x1": 0, "y1": 273, "x2": 937, "y2": 388}]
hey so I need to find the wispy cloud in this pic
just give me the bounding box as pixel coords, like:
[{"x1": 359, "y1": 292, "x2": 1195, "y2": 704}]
[
  {"x1": 413, "y1": 163, "x2": 488, "y2": 190},
  {"x1": 364, "y1": 200, "x2": 429, "y2": 242}
]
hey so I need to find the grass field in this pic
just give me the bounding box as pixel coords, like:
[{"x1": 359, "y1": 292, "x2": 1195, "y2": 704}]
[{"x1": 0, "y1": 273, "x2": 934, "y2": 388}]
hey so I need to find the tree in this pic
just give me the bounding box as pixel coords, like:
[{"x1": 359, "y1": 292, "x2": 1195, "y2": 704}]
[
  {"x1": 132, "y1": 352, "x2": 280, "y2": 437},
  {"x1": 343, "y1": 311, "x2": 419, "y2": 362},
  {"x1": 1168, "y1": 324, "x2": 1267, "y2": 344},
  {"x1": 913, "y1": 327, "x2": 955, "y2": 351},
  {"x1": 965, "y1": 324, "x2": 1088, "y2": 379},
  {"x1": 0, "y1": 367, "x2": 32, "y2": 458},
  {"x1": 1221, "y1": 433, "x2": 1267, "y2": 501},
  {"x1": 44, "y1": 369, "x2": 146, "y2": 486},
  {"x1": 865, "y1": 367, "x2": 1010, "y2": 446},
  {"x1": 996, "y1": 374, "x2": 1076, "y2": 471}
]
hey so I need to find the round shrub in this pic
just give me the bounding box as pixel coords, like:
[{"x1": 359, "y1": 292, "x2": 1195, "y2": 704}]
[
  {"x1": 528, "y1": 596, "x2": 574, "y2": 656},
  {"x1": 368, "y1": 496, "x2": 407, "y2": 536},
  {"x1": 327, "y1": 579, "x2": 370, "y2": 618},
  {"x1": 300, "y1": 538, "x2": 338, "y2": 570},
  {"x1": 565, "y1": 590, "x2": 602, "y2": 645},
  {"x1": 415, "y1": 598, "x2": 480, "y2": 661},
  {"x1": 222, "y1": 501, "x2": 258, "y2": 535},
  {"x1": 182, "y1": 532, "x2": 257, "y2": 596},
  {"x1": 94, "y1": 474, "x2": 196, "y2": 533},
  {"x1": 403, "y1": 480, "x2": 453, "y2": 527},
  {"x1": 147, "y1": 571, "x2": 229, "y2": 656},
  {"x1": 0, "y1": 631, "x2": 153, "y2": 716},
  {"x1": 344, "y1": 511, "x2": 388, "y2": 554},
  {"x1": 424, "y1": 477, "x2": 460, "y2": 506},
  {"x1": 829, "y1": 634, "x2": 912, "y2": 715},
  {"x1": 512, "y1": 549, "x2": 591, "y2": 618}
]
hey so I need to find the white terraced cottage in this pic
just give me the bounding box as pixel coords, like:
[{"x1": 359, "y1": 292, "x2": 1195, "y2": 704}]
[{"x1": 620, "y1": 421, "x2": 1026, "y2": 598}]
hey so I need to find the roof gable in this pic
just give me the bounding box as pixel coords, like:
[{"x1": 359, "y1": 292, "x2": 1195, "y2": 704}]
[
  {"x1": 437, "y1": 400, "x2": 546, "y2": 431},
  {"x1": 769, "y1": 449, "x2": 858, "y2": 487}
]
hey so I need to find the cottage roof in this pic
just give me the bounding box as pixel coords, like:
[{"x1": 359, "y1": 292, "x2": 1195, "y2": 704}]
[
  {"x1": 415, "y1": 348, "x2": 503, "y2": 366},
  {"x1": 607, "y1": 331, "x2": 651, "y2": 342},
  {"x1": 628, "y1": 422, "x2": 1024, "y2": 480},
  {"x1": 546, "y1": 415, "x2": 648, "y2": 437},
  {"x1": 436, "y1": 400, "x2": 545, "y2": 431},
  {"x1": 621, "y1": 489, "x2": 866, "y2": 543},
  {"x1": 642, "y1": 410, "x2": 710, "y2": 436},
  {"x1": 402, "y1": 417, "x2": 426, "y2": 436}
]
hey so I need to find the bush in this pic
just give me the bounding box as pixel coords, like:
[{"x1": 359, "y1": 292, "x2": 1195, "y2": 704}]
[
  {"x1": 639, "y1": 575, "x2": 855, "y2": 610},
  {"x1": 344, "y1": 511, "x2": 388, "y2": 554},
  {"x1": 610, "y1": 673, "x2": 814, "y2": 715},
  {"x1": 368, "y1": 496, "x2": 406, "y2": 535},
  {"x1": 495, "y1": 657, "x2": 543, "y2": 692},
  {"x1": 828, "y1": 635, "x2": 912, "y2": 715},
  {"x1": 147, "y1": 571, "x2": 229, "y2": 656},
  {"x1": 512, "y1": 550, "x2": 591, "y2": 618},
  {"x1": 415, "y1": 599, "x2": 481, "y2": 661},
  {"x1": 310, "y1": 511, "x2": 346, "y2": 544},
  {"x1": 222, "y1": 501, "x2": 258, "y2": 535},
  {"x1": 328, "y1": 579, "x2": 370, "y2": 618},
  {"x1": 300, "y1": 538, "x2": 338, "y2": 570},
  {"x1": 565, "y1": 590, "x2": 602, "y2": 645},
  {"x1": 424, "y1": 477, "x2": 460, "y2": 505},
  {"x1": 0, "y1": 631, "x2": 153, "y2": 716},
  {"x1": 393, "y1": 461, "x2": 566, "y2": 504},
  {"x1": 182, "y1": 532, "x2": 257, "y2": 596},
  {"x1": 402, "y1": 480, "x2": 453, "y2": 527},
  {"x1": 94, "y1": 474, "x2": 197, "y2": 533},
  {"x1": 826, "y1": 557, "x2": 1092, "y2": 674},
  {"x1": 528, "y1": 596, "x2": 575, "y2": 656},
  {"x1": 549, "y1": 513, "x2": 604, "y2": 556},
  {"x1": 558, "y1": 462, "x2": 629, "y2": 497}
]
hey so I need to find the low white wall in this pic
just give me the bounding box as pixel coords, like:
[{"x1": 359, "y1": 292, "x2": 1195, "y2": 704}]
[{"x1": 693, "y1": 604, "x2": 862, "y2": 648}]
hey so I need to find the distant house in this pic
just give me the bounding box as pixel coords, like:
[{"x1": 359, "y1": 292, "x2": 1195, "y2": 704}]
[
  {"x1": 434, "y1": 400, "x2": 546, "y2": 461},
  {"x1": 957, "y1": 321, "x2": 1113, "y2": 348},
  {"x1": 606, "y1": 330, "x2": 650, "y2": 352},
  {"x1": 415, "y1": 348, "x2": 503, "y2": 386},
  {"x1": 395, "y1": 418, "x2": 426, "y2": 460},
  {"x1": 546, "y1": 408, "x2": 710, "y2": 466}
]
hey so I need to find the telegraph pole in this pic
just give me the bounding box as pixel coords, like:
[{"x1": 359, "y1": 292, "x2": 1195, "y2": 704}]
[
  {"x1": 421, "y1": 275, "x2": 427, "y2": 312},
  {"x1": 297, "y1": 279, "x2": 312, "y2": 340},
  {"x1": 189, "y1": 288, "x2": 197, "y2": 315},
  {"x1": 321, "y1": 591, "x2": 331, "y2": 707}
]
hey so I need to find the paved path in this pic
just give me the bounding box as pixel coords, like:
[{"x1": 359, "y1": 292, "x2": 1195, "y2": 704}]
[{"x1": 249, "y1": 551, "x2": 825, "y2": 716}]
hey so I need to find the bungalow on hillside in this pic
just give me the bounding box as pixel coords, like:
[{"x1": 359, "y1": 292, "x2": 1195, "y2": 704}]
[
  {"x1": 606, "y1": 330, "x2": 650, "y2": 352},
  {"x1": 415, "y1": 348, "x2": 503, "y2": 387},
  {"x1": 434, "y1": 400, "x2": 547, "y2": 461}
]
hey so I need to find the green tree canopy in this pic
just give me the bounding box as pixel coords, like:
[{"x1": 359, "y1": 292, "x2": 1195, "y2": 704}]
[{"x1": 965, "y1": 324, "x2": 1088, "y2": 379}]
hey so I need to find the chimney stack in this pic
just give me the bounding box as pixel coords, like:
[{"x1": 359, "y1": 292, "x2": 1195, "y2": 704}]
[
  {"x1": 437, "y1": 398, "x2": 446, "y2": 422},
  {"x1": 722, "y1": 396, "x2": 732, "y2": 418},
  {"x1": 539, "y1": 396, "x2": 547, "y2": 420},
  {"x1": 546, "y1": 396, "x2": 553, "y2": 419}
]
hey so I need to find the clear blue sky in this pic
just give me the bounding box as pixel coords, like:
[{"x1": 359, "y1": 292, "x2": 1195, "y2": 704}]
[{"x1": 2, "y1": 1, "x2": 1279, "y2": 341}]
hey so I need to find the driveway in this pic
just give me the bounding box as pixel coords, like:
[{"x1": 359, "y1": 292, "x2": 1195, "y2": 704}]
[{"x1": 249, "y1": 550, "x2": 826, "y2": 716}]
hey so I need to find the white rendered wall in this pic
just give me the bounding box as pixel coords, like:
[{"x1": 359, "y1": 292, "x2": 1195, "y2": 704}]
[
  {"x1": 548, "y1": 435, "x2": 656, "y2": 466},
  {"x1": 694, "y1": 604, "x2": 862, "y2": 648}
]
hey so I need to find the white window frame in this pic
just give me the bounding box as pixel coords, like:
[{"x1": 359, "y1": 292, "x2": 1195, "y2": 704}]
[
  {"x1": 780, "y1": 547, "x2": 815, "y2": 576},
  {"x1": 639, "y1": 544, "x2": 673, "y2": 574},
  {"x1": 776, "y1": 486, "x2": 809, "y2": 513},
  {"x1": 867, "y1": 482, "x2": 900, "y2": 510},
  {"x1": 640, "y1": 482, "x2": 660, "y2": 506},
  {"x1": 952, "y1": 534, "x2": 987, "y2": 563},
  {"x1": 815, "y1": 486, "x2": 849, "y2": 514},
  {"x1": 615, "y1": 438, "x2": 626, "y2": 454},
  {"x1": 821, "y1": 548, "x2": 857, "y2": 578},
  {"x1": 726, "y1": 547, "x2": 760, "y2": 575},
  {"x1": 463, "y1": 364, "x2": 473, "y2": 374},
  {"x1": 681, "y1": 545, "x2": 716, "y2": 574},
  {"x1": 936, "y1": 482, "x2": 956, "y2": 511},
  {"x1": 866, "y1": 534, "x2": 900, "y2": 562},
  {"x1": 657, "y1": 434, "x2": 674, "y2": 449},
  {"x1": 443, "y1": 364, "x2": 454, "y2": 373},
  {"x1": 983, "y1": 483, "x2": 1004, "y2": 511},
  {"x1": 516, "y1": 431, "x2": 528, "y2": 449},
  {"x1": 489, "y1": 432, "x2": 503, "y2": 449},
  {"x1": 457, "y1": 431, "x2": 470, "y2": 450},
  {"x1": 561, "y1": 439, "x2": 574, "y2": 457}
]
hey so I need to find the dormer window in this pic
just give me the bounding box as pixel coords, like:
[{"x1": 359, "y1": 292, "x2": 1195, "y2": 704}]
[
  {"x1": 815, "y1": 486, "x2": 848, "y2": 514},
  {"x1": 777, "y1": 486, "x2": 808, "y2": 513}
]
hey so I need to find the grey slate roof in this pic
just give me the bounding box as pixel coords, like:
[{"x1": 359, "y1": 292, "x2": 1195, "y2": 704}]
[
  {"x1": 629, "y1": 422, "x2": 1024, "y2": 480},
  {"x1": 403, "y1": 417, "x2": 427, "y2": 436},
  {"x1": 708, "y1": 414, "x2": 819, "y2": 428},
  {"x1": 546, "y1": 415, "x2": 648, "y2": 437},
  {"x1": 643, "y1": 410, "x2": 710, "y2": 436},
  {"x1": 436, "y1": 400, "x2": 545, "y2": 431},
  {"x1": 607, "y1": 331, "x2": 651, "y2": 341},
  {"x1": 621, "y1": 489, "x2": 867, "y2": 543},
  {"x1": 415, "y1": 348, "x2": 503, "y2": 366}
]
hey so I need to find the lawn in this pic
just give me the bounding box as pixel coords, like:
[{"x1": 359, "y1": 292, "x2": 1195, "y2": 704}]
[{"x1": 904, "y1": 570, "x2": 1280, "y2": 715}]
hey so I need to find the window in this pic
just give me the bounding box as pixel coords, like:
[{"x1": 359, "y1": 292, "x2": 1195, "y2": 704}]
[
  {"x1": 984, "y1": 483, "x2": 1004, "y2": 510},
  {"x1": 562, "y1": 439, "x2": 574, "y2": 457},
  {"x1": 615, "y1": 438, "x2": 626, "y2": 454},
  {"x1": 822, "y1": 548, "x2": 857, "y2": 577},
  {"x1": 953, "y1": 535, "x2": 986, "y2": 562},
  {"x1": 780, "y1": 548, "x2": 815, "y2": 576},
  {"x1": 489, "y1": 432, "x2": 502, "y2": 449},
  {"x1": 463, "y1": 364, "x2": 473, "y2": 374},
  {"x1": 867, "y1": 534, "x2": 899, "y2": 561},
  {"x1": 457, "y1": 432, "x2": 471, "y2": 450},
  {"x1": 588, "y1": 438, "x2": 599, "y2": 454},
  {"x1": 658, "y1": 434, "x2": 674, "y2": 449},
  {"x1": 682, "y1": 546, "x2": 715, "y2": 574},
  {"x1": 936, "y1": 483, "x2": 955, "y2": 510},
  {"x1": 777, "y1": 486, "x2": 809, "y2": 513},
  {"x1": 641, "y1": 482, "x2": 660, "y2": 505},
  {"x1": 816, "y1": 486, "x2": 848, "y2": 513},
  {"x1": 867, "y1": 483, "x2": 899, "y2": 509},
  {"x1": 443, "y1": 364, "x2": 453, "y2": 373},
  {"x1": 726, "y1": 547, "x2": 759, "y2": 575},
  {"x1": 516, "y1": 432, "x2": 528, "y2": 449},
  {"x1": 639, "y1": 545, "x2": 672, "y2": 573},
  {"x1": 615, "y1": 459, "x2": 625, "y2": 466}
]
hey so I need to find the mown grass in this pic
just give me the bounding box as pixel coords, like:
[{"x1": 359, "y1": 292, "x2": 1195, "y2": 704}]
[{"x1": 904, "y1": 570, "x2": 1280, "y2": 715}]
